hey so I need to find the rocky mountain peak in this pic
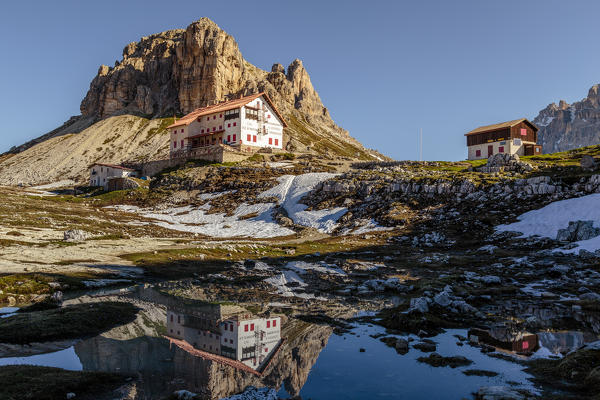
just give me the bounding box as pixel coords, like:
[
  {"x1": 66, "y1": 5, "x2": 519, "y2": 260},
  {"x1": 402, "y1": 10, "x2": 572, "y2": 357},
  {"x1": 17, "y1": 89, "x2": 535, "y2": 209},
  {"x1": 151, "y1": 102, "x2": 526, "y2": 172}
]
[{"x1": 533, "y1": 82, "x2": 600, "y2": 153}]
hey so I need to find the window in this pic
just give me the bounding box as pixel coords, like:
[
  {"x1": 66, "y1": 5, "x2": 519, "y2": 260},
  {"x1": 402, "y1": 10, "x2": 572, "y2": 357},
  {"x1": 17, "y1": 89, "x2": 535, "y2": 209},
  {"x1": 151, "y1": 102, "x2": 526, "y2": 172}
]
[
  {"x1": 230, "y1": 339, "x2": 233, "y2": 344},
  {"x1": 181, "y1": 129, "x2": 184, "y2": 133},
  {"x1": 514, "y1": 139, "x2": 522, "y2": 146},
  {"x1": 213, "y1": 116, "x2": 216, "y2": 120},
  {"x1": 268, "y1": 138, "x2": 272, "y2": 145},
  {"x1": 170, "y1": 315, "x2": 173, "y2": 322},
  {"x1": 181, "y1": 140, "x2": 184, "y2": 148},
  {"x1": 247, "y1": 134, "x2": 251, "y2": 141},
  {"x1": 233, "y1": 122, "x2": 237, "y2": 126},
  {"x1": 201, "y1": 129, "x2": 204, "y2": 133},
  {"x1": 268, "y1": 114, "x2": 271, "y2": 119},
  {"x1": 232, "y1": 134, "x2": 236, "y2": 142},
  {"x1": 274, "y1": 138, "x2": 278, "y2": 146},
  {"x1": 265, "y1": 348, "x2": 268, "y2": 352},
  {"x1": 228, "y1": 123, "x2": 231, "y2": 128},
  {"x1": 227, "y1": 135, "x2": 230, "y2": 142},
  {"x1": 499, "y1": 146, "x2": 504, "y2": 153},
  {"x1": 173, "y1": 130, "x2": 177, "y2": 134},
  {"x1": 250, "y1": 323, "x2": 255, "y2": 331},
  {"x1": 536, "y1": 147, "x2": 541, "y2": 153},
  {"x1": 219, "y1": 125, "x2": 222, "y2": 130},
  {"x1": 207, "y1": 117, "x2": 210, "y2": 121},
  {"x1": 244, "y1": 324, "x2": 248, "y2": 332},
  {"x1": 475, "y1": 149, "x2": 481, "y2": 157},
  {"x1": 173, "y1": 141, "x2": 177, "y2": 148},
  {"x1": 272, "y1": 320, "x2": 277, "y2": 327},
  {"x1": 219, "y1": 114, "x2": 222, "y2": 118},
  {"x1": 213, "y1": 127, "x2": 216, "y2": 131},
  {"x1": 267, "y1": 321, "x2": 270, "y2": 328},
  {"x1": 520, "y1": 128, "x2": 527, "y2": 136},
  {"x1": 253, "y1": 135, "x2": 257, "y2": 142}
]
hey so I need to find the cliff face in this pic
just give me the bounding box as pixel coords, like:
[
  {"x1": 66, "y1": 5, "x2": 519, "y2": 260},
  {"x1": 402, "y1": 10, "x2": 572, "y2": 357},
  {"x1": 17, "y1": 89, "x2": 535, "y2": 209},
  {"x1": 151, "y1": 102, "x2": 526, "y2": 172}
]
[
  {"x1": 0, "y1": 17, "x2": 384, "y2": 185},
  {"x1": 534, "y1": 84, "x2": 600, "y2": 153},
  {"x1": 80, "y1": 18, "x2": 348, "y2": 142}
]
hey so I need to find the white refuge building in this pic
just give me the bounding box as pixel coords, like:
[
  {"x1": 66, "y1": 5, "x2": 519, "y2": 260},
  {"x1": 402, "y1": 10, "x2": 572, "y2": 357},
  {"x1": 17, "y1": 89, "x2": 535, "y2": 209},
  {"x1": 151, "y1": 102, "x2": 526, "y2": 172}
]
[
  {"x1": 167, "y1": 92, "x2": 287, "y2": 162},
  {"x1": 167, "y1": 305, "x2": 282, "y2": 371}
]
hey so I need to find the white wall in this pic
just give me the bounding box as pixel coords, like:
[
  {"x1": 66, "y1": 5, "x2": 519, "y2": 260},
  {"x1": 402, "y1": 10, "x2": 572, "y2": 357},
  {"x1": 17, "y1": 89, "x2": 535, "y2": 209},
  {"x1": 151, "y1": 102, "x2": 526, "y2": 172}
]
[
  {"x1": 89, "y1": 165, "x2": 136, "y2": 189},
  {"x1": 467, "y1": 139, "x2": 536, "y2": 160}
]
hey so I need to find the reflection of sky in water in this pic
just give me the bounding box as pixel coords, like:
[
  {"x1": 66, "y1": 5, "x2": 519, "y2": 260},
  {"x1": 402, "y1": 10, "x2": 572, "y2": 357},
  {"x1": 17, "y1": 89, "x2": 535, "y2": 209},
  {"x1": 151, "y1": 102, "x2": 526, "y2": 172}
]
[
  {"x1": 0, "y1": 321, "x2": 538, "y2": 399},
  {"x1": 0, "y1": 307, "x2": 19, "y2": 319},
  {"x1": 279, "y1": 325, "x2": 534, "y2": 400},
  {"x1": 0, "y1": 346, "x2": 82, "y2": 371}
]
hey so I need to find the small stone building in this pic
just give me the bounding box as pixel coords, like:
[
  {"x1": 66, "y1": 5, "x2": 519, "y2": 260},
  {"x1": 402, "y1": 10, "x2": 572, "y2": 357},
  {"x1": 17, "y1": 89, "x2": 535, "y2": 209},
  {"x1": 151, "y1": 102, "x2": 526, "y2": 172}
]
[
  {"x1": 89, "y1": 163, "x2": 138, "y2": 190},
  {"x1": 465, "y1": 118, "x2": 542, "y2": 160}
]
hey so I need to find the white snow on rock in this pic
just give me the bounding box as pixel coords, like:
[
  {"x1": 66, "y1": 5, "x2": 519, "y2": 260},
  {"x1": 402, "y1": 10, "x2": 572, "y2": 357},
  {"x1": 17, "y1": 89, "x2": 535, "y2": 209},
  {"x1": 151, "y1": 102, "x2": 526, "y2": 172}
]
[
  {"x1": 264, "y1": 270, "x2": 314, "y2": 299},
  {"x1": 220, "y1": 386, "x2": 277, "y2": 400},
  {"x1": 496, "y1": 194, "x2": 600, "y2": 252},
  {"x1": 110, "y1": 173, "x2": 347, "y2": 238},
  {"x1": 284, "y1": 260, "x2": 346, "y2": 276},
  {"x1": 111, "y1": 203, "x2": 293, "y2": 238},
  {"x1": 260, "y1": 173, "x2": 347, "y2": 233}
]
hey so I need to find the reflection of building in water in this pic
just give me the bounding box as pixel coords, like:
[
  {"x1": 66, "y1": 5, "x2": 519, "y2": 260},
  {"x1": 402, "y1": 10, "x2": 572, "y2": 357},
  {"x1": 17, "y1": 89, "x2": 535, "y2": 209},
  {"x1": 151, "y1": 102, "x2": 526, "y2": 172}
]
[
  {"x1": 468, "y1": 326, "x2": 538, "y2": 355},
  {"x1": 167, "y1": 303, "x2": 281, "y2": 370}
]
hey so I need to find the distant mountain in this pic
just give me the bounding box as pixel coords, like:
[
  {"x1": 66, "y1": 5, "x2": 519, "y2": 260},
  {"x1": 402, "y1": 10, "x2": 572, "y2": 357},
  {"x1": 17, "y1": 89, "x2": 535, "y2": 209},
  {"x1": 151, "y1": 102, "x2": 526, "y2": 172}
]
[
  {"x1": 0, "y1": 18, "x2": 386, "y2": 185},
  {"x1": 534, "y1": 84, "x2": 600, "y2": 153}
]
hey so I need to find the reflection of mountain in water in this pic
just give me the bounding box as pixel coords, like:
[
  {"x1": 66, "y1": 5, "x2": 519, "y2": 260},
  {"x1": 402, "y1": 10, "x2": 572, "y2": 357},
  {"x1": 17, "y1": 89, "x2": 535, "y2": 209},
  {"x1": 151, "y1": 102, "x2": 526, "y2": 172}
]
[
  {"x1": 74, "y1": 294, "x2": 331, "y2": 399},
  {"x1": 537, "y1": 331, "x2": 596, "y2": 354}
]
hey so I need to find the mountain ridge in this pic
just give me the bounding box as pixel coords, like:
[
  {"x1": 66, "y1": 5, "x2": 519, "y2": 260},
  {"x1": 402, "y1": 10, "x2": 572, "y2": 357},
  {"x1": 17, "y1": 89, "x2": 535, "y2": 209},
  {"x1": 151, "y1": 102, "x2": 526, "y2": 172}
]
[
  {"x1": 533, "y1": 83, "x2": 600, "y2": 153},
  {"x1": 0, "y1": 18, "x2": 386, "y2": 185}
]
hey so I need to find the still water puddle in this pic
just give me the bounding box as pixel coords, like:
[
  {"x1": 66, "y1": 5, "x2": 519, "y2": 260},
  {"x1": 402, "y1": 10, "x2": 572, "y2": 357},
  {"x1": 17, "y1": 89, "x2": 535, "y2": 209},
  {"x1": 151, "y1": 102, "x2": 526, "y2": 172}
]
[{"x1": 0, "y1": 289, "x2": 590, "y2": 399}]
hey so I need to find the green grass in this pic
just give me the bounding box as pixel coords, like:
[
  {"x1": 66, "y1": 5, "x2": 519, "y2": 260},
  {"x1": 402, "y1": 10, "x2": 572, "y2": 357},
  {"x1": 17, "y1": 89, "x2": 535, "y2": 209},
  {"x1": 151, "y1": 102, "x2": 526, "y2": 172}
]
[
  {"x1": 0, "y1": 274, "x2": 51, "y2": 303},
  {"x1": 0, "y1": 301, "x2": 138, "y2": 344},
  {"x1": 0, "y1": 365, "x2": 129, "y2": 400}
]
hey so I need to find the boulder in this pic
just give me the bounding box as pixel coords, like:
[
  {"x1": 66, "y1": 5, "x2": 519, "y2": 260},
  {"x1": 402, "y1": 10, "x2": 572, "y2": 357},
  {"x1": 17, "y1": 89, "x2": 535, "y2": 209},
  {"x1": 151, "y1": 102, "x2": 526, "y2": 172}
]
[
  {"x1": 556, "y1": 220, "x2": 600, "y2": 242},
  {"x1": 63, "y1": 229, "x2": 89, "y2": 242},
  {"x1": 581, "y1": 155, "x2": 597, "y2": 171}
]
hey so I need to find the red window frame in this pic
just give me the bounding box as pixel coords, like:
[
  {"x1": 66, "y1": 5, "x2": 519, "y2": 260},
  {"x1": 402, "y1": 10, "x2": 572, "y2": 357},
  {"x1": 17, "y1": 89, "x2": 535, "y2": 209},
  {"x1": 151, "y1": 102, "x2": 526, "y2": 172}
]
[
  {"x1": 219, "y1": 114, "x2": 222, "y2": 118},
  {"x1": 201, "y1": 129, "x2": 204, "y2": 133},
  {"x1": 180, "y1": 140, "x2": 184, "y2": 148},
  {"x1": 207, "y1": 117, "x2": 210, "y2": 121},
  {"x1": 213, "y1": 116, "x2": 216, "y2": 120},
  {"x1": 268, "y1": 138, "x2": 272, "y2": 145},
  {"x1": 227, "y1": 135, "x2": 230, "y2": 142},
  {"x1": 219, "y1": 125, "x2": 222, "y2": 130},
  {"x1": 499, "y1": 146, "x2": 504, "y2": 153},
  {"x1": 233, "y1": 122, "x2": 237, "y2": 126},
  {"x1": 272, "y1": 320, "x2": 277, "y2": 327},
  {"x1": 475, "y1": 149, "x2": 481, "y2": 157},
  {"x1": 274, "y1": 138, "x2": 278, "y2": 146},
  {"x1": 232, "y1": 134, "x2": 236, "y2": 142},
  {"x1": 244, "y1": 324, "x2": 248, "y2": 332},
  {"x1": 227, "y1": 123, "x2": 231, "y2": 128},
  {"x1": 250, "y1": 323, "x2": 255, "y2": 331},
  {"x1": 266, "y1": 321, "x2": 270, "y2": 328},
  {"x1": 247, "y1": 134, "x2": 251, "y2": 142},
  {"x1": 253, "y1": 135, "x2": 257, "y2": 142},
  {"x1": 181, "y1": 129, "x2": 184, "y2": 133}
]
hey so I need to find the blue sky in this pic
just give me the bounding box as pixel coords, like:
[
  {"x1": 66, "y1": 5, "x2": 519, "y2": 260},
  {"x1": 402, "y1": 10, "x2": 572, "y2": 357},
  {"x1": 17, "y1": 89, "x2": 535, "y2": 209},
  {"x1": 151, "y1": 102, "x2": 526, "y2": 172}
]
[{"x1": 1, "y1": 0, "x2": 599, "y2": 160}]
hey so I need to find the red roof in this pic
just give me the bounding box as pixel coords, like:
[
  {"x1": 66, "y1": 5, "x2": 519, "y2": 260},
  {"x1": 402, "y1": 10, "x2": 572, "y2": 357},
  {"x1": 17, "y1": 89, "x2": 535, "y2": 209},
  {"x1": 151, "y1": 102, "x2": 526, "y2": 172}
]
[
  {"x1": 167, "y1": 92, "x2": 287, "y2": 129},
  {"x1": 91, "y1": 163, "x2": 136, "y2": 171}
]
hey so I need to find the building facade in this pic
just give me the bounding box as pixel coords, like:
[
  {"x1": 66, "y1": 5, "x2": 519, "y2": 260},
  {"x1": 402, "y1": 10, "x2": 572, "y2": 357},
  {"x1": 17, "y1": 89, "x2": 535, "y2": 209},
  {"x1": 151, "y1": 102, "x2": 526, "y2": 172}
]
[
  {"x1": 89, "y1": 163, "x2": 138, "y2": 189},
  {"x1": 465, "y1": 118, "x2": 542, "y2": 160},
  {"x1": 167, "y1": 93, "x2": 287, "y2": 161},
  {"x1": 166, "y1": 306, "x2": 282, "y2": 371}
]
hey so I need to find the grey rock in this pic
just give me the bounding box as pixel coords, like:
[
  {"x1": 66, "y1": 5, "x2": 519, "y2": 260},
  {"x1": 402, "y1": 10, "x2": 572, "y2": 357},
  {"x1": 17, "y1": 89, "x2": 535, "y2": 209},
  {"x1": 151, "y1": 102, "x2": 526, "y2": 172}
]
[
  {"x1": 556, "y1": 220, "x2": 600, "y2": 242},
  {"x1": 63, "y1": 229, "x2": 89, "y2": 242},
  {"x1": 581, "y1": 155, "x2": 597, "y2": 171}
]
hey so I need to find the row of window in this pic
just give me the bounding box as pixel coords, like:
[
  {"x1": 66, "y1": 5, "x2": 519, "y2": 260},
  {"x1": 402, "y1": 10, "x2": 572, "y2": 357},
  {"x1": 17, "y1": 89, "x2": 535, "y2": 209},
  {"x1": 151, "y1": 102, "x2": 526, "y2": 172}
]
[
  {"x1": 245, "y1": 134, "x2": 279, "y2": 146},
  {"x1": 173, "y1": 139, "x2": 185, "y2": 149},
  {"x1": 200, "y1": 122, "x2": 237, "y2": 134}
]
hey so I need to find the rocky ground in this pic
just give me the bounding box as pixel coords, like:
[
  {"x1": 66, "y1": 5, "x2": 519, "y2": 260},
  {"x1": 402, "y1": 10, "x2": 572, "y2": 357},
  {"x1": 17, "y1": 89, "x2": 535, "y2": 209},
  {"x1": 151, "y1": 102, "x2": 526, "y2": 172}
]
[{"x1": 2, "y1": 148, "x2": 600, "y2": 399}]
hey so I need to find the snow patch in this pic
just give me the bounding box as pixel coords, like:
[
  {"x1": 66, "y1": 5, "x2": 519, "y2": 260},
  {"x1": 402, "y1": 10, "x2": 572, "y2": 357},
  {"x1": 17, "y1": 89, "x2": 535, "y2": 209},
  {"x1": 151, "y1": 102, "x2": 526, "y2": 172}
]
[
  {"x1": 260, "y1": 173, "x2": 347, "y2": 233},
  {"x1": 497, "y1": 194, "x2": 600, "y2": 252}
]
